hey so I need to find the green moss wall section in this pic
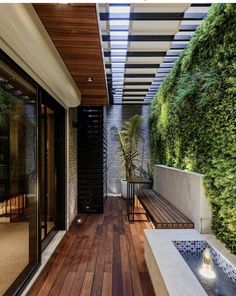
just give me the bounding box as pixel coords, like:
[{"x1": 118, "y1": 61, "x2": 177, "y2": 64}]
[{"x1": 150, "y1": 4, "x2": 236, "y2": 253}]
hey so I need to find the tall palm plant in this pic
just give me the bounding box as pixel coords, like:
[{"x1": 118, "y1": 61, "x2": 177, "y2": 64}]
[{"x1": 117, "y1": 115, "x2": 143, "y2": 180}]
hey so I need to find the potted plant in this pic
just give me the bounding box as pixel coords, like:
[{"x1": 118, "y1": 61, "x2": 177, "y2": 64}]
[{"x1": 116, "y1": 114, "x2": 143, "y2": 198}]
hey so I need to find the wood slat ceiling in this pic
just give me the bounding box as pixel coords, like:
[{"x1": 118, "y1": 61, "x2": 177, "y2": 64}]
[{"x1": 33, "y1": 3, "x2": 108, "y2": 106}]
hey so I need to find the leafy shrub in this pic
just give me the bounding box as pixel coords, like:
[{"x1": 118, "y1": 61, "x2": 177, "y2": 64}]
[{"x1": 150, "y1": 4, "x2": 236, "y2": 253}]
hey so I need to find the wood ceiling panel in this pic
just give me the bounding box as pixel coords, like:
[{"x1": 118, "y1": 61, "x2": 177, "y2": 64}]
[{"x1": 34, "y1": 3, "x2": 108, "y2": 106}]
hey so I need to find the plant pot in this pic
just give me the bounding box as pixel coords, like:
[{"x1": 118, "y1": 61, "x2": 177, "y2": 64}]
[{"x1": 121, "y1": 179, "x2": 128, "y2": 199}]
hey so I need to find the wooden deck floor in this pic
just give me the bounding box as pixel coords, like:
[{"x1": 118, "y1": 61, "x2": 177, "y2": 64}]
[{"x1": 27, "y1": 197, "x2": 155, "y2": 296}]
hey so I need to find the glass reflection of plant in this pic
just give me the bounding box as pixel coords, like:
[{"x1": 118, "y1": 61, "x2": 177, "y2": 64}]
[
  {"x1": 0, "y1": 87, "x2": 36, "y2": 180},
  {"x1": 0, "y1": 88, "x2": 16, "y2": 130}
]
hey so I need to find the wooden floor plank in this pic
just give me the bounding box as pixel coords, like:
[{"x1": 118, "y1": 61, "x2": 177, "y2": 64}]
[
  {"x1": 54, "y1": 236, "x2": 82, "y2": 296},
  {"x1": 90, "y1": 224, "x2": 108, "y2": 296},
  {"x1": 112, "y1": 227, "x2": 123, "y2": 296},
  {"x1": 70, "y1": 230, "x2": 98, "y2": 296},
  {"x1": 104, "y1": 224, "x2": 113, "y2": 272},
  {"x1": 80, "y1": 272, "x2": 94, "y2": 296},
  {"x1": 50, "y1": 221, "x2": 93, "y2": 296},
  {"x1": 101, "y1": 272, "x2": 112, "y2": 296},
  {"x1": 26, "y1": 197, "x2": 155, "y2": 296},
  {"x1": 120, "y1": 235, "x2": 133, "y2": 296},
  {"x1": 86, "y1": 224, "x2": 102, "y2": 273},
  {"x1": 58, "y1": 235, "x2": 89, "y2": 296},
  {"x1": 123, "y1": 223, "x2": 145, "y2": 296},
  {"x1": 130, "y1": 223, "x2": 147, "y2": 273}
]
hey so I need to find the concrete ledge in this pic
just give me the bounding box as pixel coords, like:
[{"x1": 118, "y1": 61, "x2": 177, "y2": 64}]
[
  {"x1": 145, "y1": 238, "x2": 169, "y2": 296},
  {"x1": 144, "y1": 229, "x2": 236, "y2": 296},
  {"x1": 153, "y1": 165, "x2": 212, "y2": 233},
  {"x1": 144, "y1": 229, "x2": 208, "y2": 296}
]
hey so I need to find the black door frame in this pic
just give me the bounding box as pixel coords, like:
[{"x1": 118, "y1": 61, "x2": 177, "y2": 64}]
[{"x1": 39, "y1": 89, "x2": 66, "y2": 252}]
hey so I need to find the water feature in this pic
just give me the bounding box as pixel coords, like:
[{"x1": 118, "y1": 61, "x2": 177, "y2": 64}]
[
  {"x1": 199, "y1": 247, "x2": 216, "y2": 279},
  {"x1": 173, "y1": 240, "x2": 236, "y2": 296}
]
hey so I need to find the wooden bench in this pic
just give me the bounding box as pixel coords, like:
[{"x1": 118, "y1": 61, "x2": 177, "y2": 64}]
[{"x1": 136, "y1": 189, "x2": 194, "y2": 229}]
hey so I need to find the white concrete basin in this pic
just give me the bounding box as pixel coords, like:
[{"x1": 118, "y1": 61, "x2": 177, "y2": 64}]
[{"x1": 144, "y1": 229, "x2": 236, "y2": 296}]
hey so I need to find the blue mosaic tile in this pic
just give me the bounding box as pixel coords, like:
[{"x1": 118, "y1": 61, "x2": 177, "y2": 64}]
[{"x1": 173, "y1": 240, "x2": 236, "y2": 284}]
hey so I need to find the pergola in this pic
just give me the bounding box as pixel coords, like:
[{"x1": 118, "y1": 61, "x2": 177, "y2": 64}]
[{"x1": 99, "y1": 3, "x2": 210, "y2": 104}]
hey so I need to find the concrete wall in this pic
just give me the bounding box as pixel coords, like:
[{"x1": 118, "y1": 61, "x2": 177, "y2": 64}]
[
  {"x1": 106, "y1": 105, "x2": 151, "y2": 195},
  {"x1": 153, "y1": 165, "x2": 212, "y2": 233},
  {"x1": 66, "y1": 108, "x2": 78, "y2": 228}
]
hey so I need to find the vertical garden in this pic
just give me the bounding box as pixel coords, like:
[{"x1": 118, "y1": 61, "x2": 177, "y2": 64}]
[{"x1": 150, "y1": 4, "x2": 236, "y2": 253}]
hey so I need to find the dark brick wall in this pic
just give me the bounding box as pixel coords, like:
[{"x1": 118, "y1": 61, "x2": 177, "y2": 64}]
[{"x1": 105, "y1": 105, "x2": 151, "y2": 194}]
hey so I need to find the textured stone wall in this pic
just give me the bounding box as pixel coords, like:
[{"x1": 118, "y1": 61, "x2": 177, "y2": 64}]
[
  {"x1": 106, "y1": 105, "x2": 151, "y2": 194},
  {"x1": 67, "y1": 108, "x2": 78, "y2": 227}
]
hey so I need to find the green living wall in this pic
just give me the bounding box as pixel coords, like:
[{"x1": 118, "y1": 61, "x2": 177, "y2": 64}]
[{"x1": 150, "y1": 4, "x2": 236, "y2": 253}]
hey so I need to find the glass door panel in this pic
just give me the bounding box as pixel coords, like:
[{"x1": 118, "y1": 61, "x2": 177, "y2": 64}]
[
  {"x1": 40, "y1": 104, "x2": 56, "y2": 244},
  {"x1": 40, "y1": 105, "x2": 46, "y2": 240},
  {"x1": 46, "y1": 106, "x2": 56, "y2": 234}
]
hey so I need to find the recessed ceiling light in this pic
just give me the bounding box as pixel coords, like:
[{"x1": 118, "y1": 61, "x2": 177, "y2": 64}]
[{"x1": 87, "y1": 77, "x2": 94, "y2": 82}]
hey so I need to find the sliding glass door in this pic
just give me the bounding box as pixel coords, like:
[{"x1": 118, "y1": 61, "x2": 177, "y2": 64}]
[
  {"x1": 0, "y1": 59, "x2": 38, "y2": 295},
  {"x1": 0, "y1": 51, "x2": 66, "y2": 295}
]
